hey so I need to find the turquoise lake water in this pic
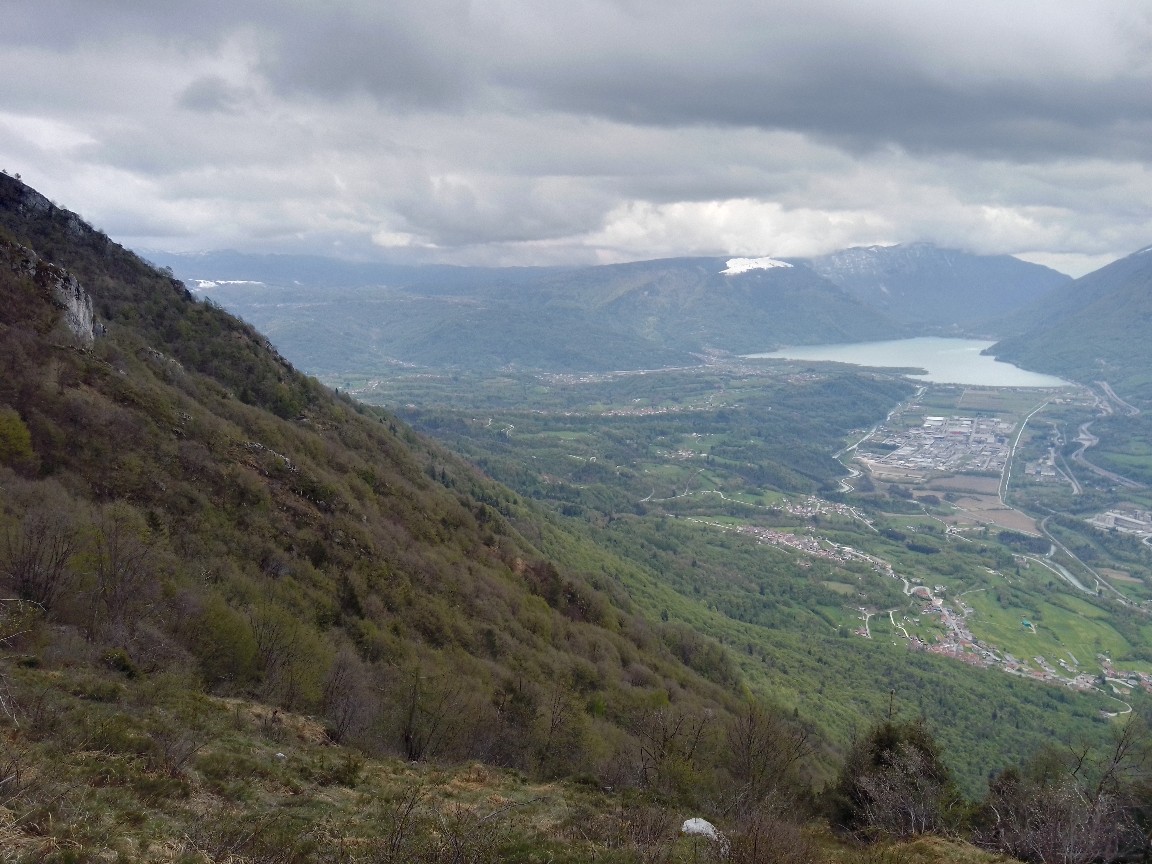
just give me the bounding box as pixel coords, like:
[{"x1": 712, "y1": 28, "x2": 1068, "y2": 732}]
[{"x1": 745, "y1": 337, "x2": 1071, "y2": 387}]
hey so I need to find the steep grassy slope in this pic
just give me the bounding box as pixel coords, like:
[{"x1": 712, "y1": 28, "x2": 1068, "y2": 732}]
[{"x1": 0, "y1": 173, "x2": 757, "y2": 802}]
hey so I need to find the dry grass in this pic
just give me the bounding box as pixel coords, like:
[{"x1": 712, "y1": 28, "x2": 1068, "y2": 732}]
[
  {"x1": 926, "y1": 476, "x2": 1002, "y2": 495},
  {"x1": 1100, "y1": 567, "x2": 1142, "y2": 584},
  {"x1": 943, "y1": 497, "x2": 1038, "y2": 533},
  {"x1": 820, "y1": 832, "x2": 1016, "y2": 864}
]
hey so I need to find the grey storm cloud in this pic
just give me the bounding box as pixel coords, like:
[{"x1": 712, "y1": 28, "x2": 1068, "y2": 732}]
[
  {"x1": 256, "y1": 2, "x2": 480, "y2": 108},
  {"x1": 13, "y1": 0, "x2": 1152, "y2": 155},
  {"x1": 5, "y1": 0, "x2": 1152, "y2": 271},
  {"x1": 177, "y1": 76, "x2": 248, "y2": 114}
]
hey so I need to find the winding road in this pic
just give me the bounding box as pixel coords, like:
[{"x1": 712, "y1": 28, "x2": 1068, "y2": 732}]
[{"x1": 1069, "y1": 419, "x2": 1144, "y2": 489}]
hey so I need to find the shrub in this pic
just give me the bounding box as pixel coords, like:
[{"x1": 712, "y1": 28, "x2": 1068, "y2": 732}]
[{"x1": 830, "y1": 720, "x2": 958, "y2": 840}]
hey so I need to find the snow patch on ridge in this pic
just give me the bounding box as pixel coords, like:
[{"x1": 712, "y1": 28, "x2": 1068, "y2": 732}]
[
  {"x1": 192, "y1": 279, "x2": 264, "y2": 291},
  {"x1": 722, "y1": 256, "x2": 793, "y2": 275}
]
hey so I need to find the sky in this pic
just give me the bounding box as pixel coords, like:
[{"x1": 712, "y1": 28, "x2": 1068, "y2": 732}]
[{"x1": 4, "y1": 1, "x2": 1152, "y2": 276}]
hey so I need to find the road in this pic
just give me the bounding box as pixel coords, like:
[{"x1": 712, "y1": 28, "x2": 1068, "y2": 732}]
[
  {"x1": 1037, "y1": 514, "x2": 1130, "y2": 603},
  {"x1": 1000, "y1": 398, "x2": 1051, "y2": 506},
  {"x1": 833, "y1": 386, "x2": 923, "y2": 485},
  {"x1": 1055, "y1": 449, "x2": 1083, "y2": 495},
  {"x1": 1069, "y1": 419, "x2": 1144, "y2": 489},
  {"x1": 1021, "y1": 551, "x2": 1092, "y2": 594},
  {"x1": 888, "y1": 609, "x2": 910, "y2": 639},
  {"x1": 1096, "y1": 380, "x2": 1141, "y2": 417},
  {"x1": 837, "y1": 464, "x2": 861, "y2": 493}
]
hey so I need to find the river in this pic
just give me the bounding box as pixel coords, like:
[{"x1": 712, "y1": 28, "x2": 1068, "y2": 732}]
[{"x1": 745, "y1": 337, "x2": 1071, "y2": 387}]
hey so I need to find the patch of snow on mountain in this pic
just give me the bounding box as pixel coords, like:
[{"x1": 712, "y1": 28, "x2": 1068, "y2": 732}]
[
  {"x1": 192, "y1": 279, "x2": 264, "y2": 291},
  {"x1": 722, "y1": 256, "x2": 793, "y2": 275}
]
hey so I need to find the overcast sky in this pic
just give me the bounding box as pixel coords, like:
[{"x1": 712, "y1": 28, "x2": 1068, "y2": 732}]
[{"x1": 4, "y1": 1, "x2": 1152, "y2": 275}]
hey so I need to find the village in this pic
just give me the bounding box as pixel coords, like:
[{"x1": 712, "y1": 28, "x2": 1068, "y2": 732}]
[{"x1": 711, "y1": 497, "x2": 1152, "y2": 706}]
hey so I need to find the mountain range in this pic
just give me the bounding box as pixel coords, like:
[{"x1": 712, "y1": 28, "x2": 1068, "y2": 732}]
[
  {"x1": 805, "y1": 242, "x2": 1070, "y2": 332},
  {"x1": 147, "y1": 244, "x2": 1071, "y2": 376}
]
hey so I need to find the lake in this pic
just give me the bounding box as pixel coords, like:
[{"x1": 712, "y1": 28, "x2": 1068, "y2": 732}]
[{"x1": 745, "y1": 337, "x2": 1071, "y2": 387}]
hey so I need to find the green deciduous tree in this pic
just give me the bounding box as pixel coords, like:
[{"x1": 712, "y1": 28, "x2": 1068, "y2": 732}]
[{"x1": 0, "y1": 407, "x2": 35, "y2": 472}]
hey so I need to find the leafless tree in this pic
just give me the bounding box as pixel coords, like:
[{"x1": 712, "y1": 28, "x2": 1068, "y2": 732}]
[
  {"x1": 390, "y1": 662, "x2": 475, "y2": 762},
  {"x1": 856, "y1": 742, "x2": 954, "y2": 839},
  {"x1": 831, "y1": 720, "x2": 956, "y2": 840},
  {"x1": 535, "y1": 685, "x2": 586, "y2": 776},
  {"x1": 86, "y1": 502, "x2": 155, "y2": 640},
  {"x1": 246, "y1": 602, "x2": 325, "y2": 707},
  {"x1": 2, "y1": 508, "x2": 79, "y2": 612},
  {"x1": 322, "y1": 645, "x2": 372, "y2": 743},
  {"x1": 724, "y1": 701, "x2": 814, "y2": 817},
  {"x1": 977, "y1": 721, "x2": 1147, "y2": 864},
  {"x1": 633, "y1": 706, "x2": 710, "y2": 793}
]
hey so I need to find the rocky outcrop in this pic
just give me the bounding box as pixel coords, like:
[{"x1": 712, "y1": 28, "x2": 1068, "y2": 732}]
[{"x1": 1, "y1": 238, "x2": 95, "y2": 345}]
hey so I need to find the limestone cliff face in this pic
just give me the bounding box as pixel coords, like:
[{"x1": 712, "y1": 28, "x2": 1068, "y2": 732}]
[{"x1": 1, "y1": 238, "x2": 95, "y2": 345}]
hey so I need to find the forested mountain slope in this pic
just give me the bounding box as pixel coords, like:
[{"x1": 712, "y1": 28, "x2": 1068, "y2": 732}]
[
  {"x1": 3, "y1": 175, "x2": 1143, "y2": 861},
  {"x1": 803, "y1": 242, "x2": 1070, "y2": 331},
  {"x1": 991, "y1": 245, "x2": 1152, "y2": 402},
  {"x1": 0, "y1": 173, "x2": 755, "y2": 793}
]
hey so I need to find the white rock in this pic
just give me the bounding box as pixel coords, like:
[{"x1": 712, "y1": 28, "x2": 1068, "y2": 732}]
[{"x1": 681, "y1": 817, "x2": 723, "y2": 841}]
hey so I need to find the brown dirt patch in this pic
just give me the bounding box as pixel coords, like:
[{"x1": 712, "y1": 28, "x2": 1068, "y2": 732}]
[
  {"x1": 927, "y1": 475, "x2": 1002, "y2": 495},
  {"x1": 863, "y1": 466, "x2": 928, "y2": 483},
  {"x1": 1100, "y1": 567, "x2": 1142, "y2": 584},
  {"x1": 213, "y1": 697, "x2": 332, "y2": 745},
  {"x1": 944, "y1": 495, "x2": 1039, "y2": 534}
]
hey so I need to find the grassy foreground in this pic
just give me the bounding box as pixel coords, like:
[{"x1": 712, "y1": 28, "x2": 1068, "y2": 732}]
[{"x1": 1, "y1": 657, "x2": 1014, "y2": 864}]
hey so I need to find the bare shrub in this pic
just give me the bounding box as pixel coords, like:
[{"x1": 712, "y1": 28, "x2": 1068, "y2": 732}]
[
  {"x1": 831, "y1": 720, "x2": 957, "y2": 840},
  {"x1": 85, "y1": 501, "x2": 156, "y2": 641},
  {"x1": 855, "y1": 743, "x2": 953, "y2": 839},
  {"x1": 364, "y1": 786, "x2": 435, "y2": 863},
  {"x1": 632, "y1": 706, "x2": 711, "y2": 796},
  {"x1": 975, "y1": 724, "x2": 1147, "y2": 864},
  {"x1": 2, "y1": 506, "x2": 79, "y2": 612},
  {"x1": 148, "y1": 723, "x2": 209, "y2": 778},
  {"x1": 724, "y1": 701, "x2": 814, "y2": 818},
  {"x1": 727, "y1": 813, "x2": 818, "y2": 864},
  {"x1": 322, "y1": 644, "x2": 373, "y2": 744}
]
